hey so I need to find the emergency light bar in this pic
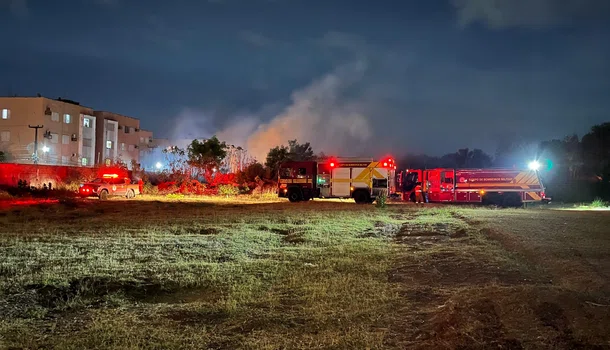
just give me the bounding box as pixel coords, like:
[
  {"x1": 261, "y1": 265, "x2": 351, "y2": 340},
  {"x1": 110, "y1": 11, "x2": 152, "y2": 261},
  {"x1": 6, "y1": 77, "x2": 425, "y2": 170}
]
[{"x1": 102, "y1": 174, "x2": 119, "y2": 178}]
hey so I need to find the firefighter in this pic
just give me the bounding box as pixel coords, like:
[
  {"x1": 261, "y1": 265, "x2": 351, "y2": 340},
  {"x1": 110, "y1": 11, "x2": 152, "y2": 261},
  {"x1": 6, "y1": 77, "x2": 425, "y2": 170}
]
[
  {"x1": 138, "y1": 179, "x2": 144, "y2": 194},
  {"x1": 415, "y1": 182, "x2": 423, "y2": 203},
  {"x1": 421, "y1": 182, "x2": 428, "y2": 203}
]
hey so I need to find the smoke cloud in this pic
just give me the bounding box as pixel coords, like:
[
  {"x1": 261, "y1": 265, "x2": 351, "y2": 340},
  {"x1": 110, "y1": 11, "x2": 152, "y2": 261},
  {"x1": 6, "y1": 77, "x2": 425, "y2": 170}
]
[
  {"x1": 452, "y1": 0, "x2": 610, "y2": 28},
  {"x1": 164, "y1": 60, "x2": 376, "y2": 163},
  {"x1": 222, "y1": 60, "x2": 372, "y2": 161}
]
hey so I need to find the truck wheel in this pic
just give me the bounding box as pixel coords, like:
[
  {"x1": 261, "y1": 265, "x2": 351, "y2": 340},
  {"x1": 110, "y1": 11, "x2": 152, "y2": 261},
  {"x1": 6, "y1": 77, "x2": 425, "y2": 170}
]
[
  {"x1": 99, "y1": 190, "x2": 109, "y2": 201},
  {"x1": 353, "y1": 190, "x2": 370, "y2": 204},
  {"x1": 126, "y1": 189, "x2": 135, "y2": 199},
  {"x1": 288, "y1": 190, "x2": 302, "y2": 203}
]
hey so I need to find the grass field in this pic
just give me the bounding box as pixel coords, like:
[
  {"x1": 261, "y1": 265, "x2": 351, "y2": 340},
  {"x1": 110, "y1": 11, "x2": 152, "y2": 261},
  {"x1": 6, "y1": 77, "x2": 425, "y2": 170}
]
[{"x1": 1, "y1": 197, "x2": 609, "y2": 349}]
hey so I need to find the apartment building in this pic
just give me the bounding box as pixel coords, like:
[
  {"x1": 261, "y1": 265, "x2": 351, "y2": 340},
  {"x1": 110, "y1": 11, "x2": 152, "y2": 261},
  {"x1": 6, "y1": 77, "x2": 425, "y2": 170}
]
[
  {"x1": 0, "y1": 96, "x2": 97, "y2": 166},
  {"x1": 0, "y1": 96, "x2": 155, "y2": 168},
  {"x1": 93, "y1": 111, "x2": 155, "y2": 168}
]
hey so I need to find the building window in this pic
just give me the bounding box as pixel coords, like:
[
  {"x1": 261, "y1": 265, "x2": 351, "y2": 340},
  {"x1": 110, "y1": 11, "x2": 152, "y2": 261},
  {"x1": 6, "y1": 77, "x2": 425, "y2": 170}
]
[
  {"x1": 50, "y1": 133, "x2": 59, "y2": 144},
  {"x1": 124, "y1": 126, "x2": 130, "y2": 133},
  {"x1": 62, "y1": 135, "x2": 70, "y2": 145},
  {"x1": 1, "y1": 109, "x2": 9, "y2": 120},
  {"x1": 83, "y1": 117, "x2": 90, "y2": 128},
  {"x1": 106, "y1": 140, "x2": 113, "y2": 149},
  {"x1": 140, "y1": 137, "x2": 144, "y2": 143},
  {"x1": 0, "y1": 131, "x2": 9, "y2": 142},
  {"x1": 105, "y1": 158, "x2": 111, "y2": 166},
  {"x1": 120, "y1": 143, "x2": 125, "y2": 151},
  {"x1": 63, "y1": 114, "x2": 71, "y2": 123},
  {"x1": 128, "y1": 144, "x2": 135, "y2": 152},
  {"x1": 81, "y1": 157, "x2": 88, "y2": 166},
  {"x1": 51, "y1": 112, "x2": 59, "y2": 122}
]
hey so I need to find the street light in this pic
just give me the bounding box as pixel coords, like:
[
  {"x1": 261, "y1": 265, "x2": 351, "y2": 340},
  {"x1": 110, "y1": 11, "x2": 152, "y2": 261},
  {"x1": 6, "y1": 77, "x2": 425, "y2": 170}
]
[
  {"x1": 528, "y1": 160, "x2": 541, "y2": 171},
  {"x1": 155, "y1": 162, "x2": 162, "y2": 169},
  {"x1": 42, "y1": 146, "x2": 49, "y2": 153}
]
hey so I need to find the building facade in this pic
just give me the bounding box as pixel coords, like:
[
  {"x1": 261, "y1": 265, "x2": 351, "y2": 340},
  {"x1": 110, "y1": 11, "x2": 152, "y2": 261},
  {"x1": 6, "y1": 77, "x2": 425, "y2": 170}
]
[
  {"x1": 0, "y1": 96, "x2": 96, "y2": 166},
  {"x1": 0, "y1": 96, "x2": 155, "y2": 169}
]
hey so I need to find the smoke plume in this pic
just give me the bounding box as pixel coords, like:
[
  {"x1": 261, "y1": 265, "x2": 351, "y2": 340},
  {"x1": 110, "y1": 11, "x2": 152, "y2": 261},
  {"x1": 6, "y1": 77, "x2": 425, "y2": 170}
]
[
  {"x1": 222, "y1": 60, "x2": 373, "y2": 161},
  {"x1": 164, "y1": 60, "x2": 374, "y2": 163}
]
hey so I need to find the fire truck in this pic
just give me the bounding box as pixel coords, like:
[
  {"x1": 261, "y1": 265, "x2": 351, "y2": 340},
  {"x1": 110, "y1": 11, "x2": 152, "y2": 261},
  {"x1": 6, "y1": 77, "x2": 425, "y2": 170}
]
[
  {"x1": 397, "y1": 168, "x2": 548, "y2": 206},
  {"x1": 278, "y1": 157, "x2": 396, "y2": 204}
]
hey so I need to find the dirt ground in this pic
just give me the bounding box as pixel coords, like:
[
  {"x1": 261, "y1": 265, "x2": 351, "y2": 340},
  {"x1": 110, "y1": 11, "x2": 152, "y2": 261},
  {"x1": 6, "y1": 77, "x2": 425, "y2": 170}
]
[
  {"x1": 387, "y1": 206, "x2": 610, "y2": 349},
  {"x1": 0, "y1": 198, "x2": 609, "y2": 349}
]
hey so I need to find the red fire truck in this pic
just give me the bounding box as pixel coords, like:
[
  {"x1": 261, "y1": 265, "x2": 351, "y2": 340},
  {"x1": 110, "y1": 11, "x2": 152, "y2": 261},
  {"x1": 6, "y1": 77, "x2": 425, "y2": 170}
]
[
  {"x1": 278, "y1": 157, "x2": 396, "y2": 204},
  {"x1": 397, "y1": 168, "x2": 548, "y2": 206}
]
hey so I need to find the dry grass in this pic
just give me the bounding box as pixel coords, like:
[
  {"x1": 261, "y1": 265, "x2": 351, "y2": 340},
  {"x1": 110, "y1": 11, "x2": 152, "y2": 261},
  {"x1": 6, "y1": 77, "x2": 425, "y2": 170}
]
[{"x1": 1, "y1": 198, "x2": 609, "y2": 349}]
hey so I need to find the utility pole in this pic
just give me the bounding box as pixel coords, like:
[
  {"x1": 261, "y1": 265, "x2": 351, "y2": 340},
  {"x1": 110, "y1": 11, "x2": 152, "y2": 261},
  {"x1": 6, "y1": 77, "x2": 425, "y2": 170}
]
[{"x1": 28, "y1": 125, "x2": 44, "y2": 164}]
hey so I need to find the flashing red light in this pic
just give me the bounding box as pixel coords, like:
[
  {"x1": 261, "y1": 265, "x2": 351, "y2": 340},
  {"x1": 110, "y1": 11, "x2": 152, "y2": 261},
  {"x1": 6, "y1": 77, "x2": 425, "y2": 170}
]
[
  {"x1": 383, "y1": 162, "x2": 388, "y2": 167},
  {"x1": 330, "y1": 162, "x2": 335, "y2": 167}
]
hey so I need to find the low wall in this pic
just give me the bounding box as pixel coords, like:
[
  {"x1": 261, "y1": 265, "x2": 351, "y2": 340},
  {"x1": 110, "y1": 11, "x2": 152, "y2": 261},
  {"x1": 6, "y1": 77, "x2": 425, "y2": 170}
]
[{"x1": 0, "y1": 163, "x2": 131, "y2": 188}]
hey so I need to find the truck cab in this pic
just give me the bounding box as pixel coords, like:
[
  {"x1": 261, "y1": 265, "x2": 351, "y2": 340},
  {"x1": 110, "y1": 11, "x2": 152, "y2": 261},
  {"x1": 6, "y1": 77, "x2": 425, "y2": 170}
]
[{"x1": 278, "y1": 161, "x2": 317, "y2": 202}]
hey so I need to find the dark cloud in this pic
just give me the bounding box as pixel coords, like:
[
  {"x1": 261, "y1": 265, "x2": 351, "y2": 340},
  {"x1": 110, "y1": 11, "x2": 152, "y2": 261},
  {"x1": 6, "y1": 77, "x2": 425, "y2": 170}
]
[
  {"x1": 0, "y1": 0, "x2": 28, "y2": 17},
  {"x1": 452, "y1": 0, "x2": 610, "y2": 28}
]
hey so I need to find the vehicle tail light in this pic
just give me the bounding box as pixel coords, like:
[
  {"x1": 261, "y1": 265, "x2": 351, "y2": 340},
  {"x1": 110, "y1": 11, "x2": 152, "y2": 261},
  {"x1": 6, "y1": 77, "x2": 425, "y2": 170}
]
[{"x1": 541, "y1": 192, "x2": 545, "y2": 198}]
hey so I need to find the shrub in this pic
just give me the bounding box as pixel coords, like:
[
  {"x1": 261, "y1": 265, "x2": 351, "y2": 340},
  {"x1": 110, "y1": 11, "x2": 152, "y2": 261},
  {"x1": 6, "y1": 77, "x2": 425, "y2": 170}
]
[
  {"x1": 0, "y1": 190, "x2": 13, "y2": 200},
  {"x1": 591, "y1": 197, "x2": 607, "y2": 208},
  {"x1": 58, "y1": 181, "x2": 81, "y2": 192},
  {"x1": 143, "y1": 182, "x2": 159, "y2": 195},
  {"x1": 375, "y1": 192, "x2": 387, "y2": 208},
  {"x1": 218, "y1": 184, "x2": 239, "y2": 197}
]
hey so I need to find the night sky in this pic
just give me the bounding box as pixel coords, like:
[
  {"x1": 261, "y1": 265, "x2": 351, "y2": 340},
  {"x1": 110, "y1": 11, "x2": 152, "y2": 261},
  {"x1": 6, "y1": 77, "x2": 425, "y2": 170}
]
[{"x1": 2, "y1": 0, "x2": 610, "y2": 159}]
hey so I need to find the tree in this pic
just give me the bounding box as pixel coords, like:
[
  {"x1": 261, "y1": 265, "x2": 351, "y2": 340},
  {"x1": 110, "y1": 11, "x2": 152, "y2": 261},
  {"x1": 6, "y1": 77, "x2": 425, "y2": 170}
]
[
  {"x1": 187, "y1": 136, "x2": 227, "y2": 176},
  {"x1": 287, "y1": 139, "x2": 315, "y2": 161},
  {"x1": 539, "y1": 134, "x2": 582, "y2": 181},
  {"x1": 236, "y1": 161, "x2": 266, "y2": 184},
  {"x1": 265, "y1": 145, "x2": 290, "y2": 176},
  {"x1": 437, "y1": 148, "x2": 492, "y2": 169},
  {"x1": 265, "y1": 139, "x2": 315, "y2": 177},
  {"x1": 467, "y1": 149, "x2": 493, "y2": 168},
  {"x1": 0, "y1": 151, "x2": 5, "y2": 162},
  {"x1": 581, "y1": 123, "x2": 610, "y2": 179},
  {"x1": 162, "y1": 146, "x2": 191, "y2": 182}
]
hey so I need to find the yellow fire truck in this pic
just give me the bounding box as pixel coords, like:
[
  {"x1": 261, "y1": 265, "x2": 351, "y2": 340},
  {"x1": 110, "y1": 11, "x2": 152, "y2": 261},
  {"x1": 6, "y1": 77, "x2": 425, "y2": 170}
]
[{"x1": 278, "y1": 157, "x2": 396, "y2": 204}]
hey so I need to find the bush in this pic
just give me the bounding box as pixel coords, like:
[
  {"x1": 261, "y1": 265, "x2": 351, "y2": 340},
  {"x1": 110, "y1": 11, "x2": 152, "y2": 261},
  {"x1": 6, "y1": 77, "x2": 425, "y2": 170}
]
[
  {"x1": 143, "y1": 182, "x2": 159, "y2": 195},
  {"x1": 58, "y1": 181, "x2": 81, "y2": 192},
  {"x1": 591, "y1": 197, "x2": 608, "y2": 208},
  {"x1": 178, "y1": 180, "x2": 206, "y2": 195},
  {"x1": 218, "y1": 184, "x2": 239, "y2": 197},
  {"x1": 375, "y1": 192, "x2": 387, "y2": 208},
  {"x1": 0, "y1": 190, "x2": 13, "y2": 200}
]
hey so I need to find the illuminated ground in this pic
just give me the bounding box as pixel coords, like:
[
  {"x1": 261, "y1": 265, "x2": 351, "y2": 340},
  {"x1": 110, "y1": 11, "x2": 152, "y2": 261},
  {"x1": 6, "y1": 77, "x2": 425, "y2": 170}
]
[{"x1": 1, "y1": 197, "x2": 609, "y2": 349}]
